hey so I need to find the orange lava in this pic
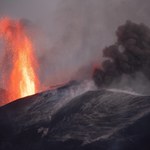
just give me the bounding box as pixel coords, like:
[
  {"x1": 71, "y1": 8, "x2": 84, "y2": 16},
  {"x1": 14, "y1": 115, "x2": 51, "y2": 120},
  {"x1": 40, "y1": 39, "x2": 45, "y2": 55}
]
[{"x1": 0, "y1": 17, "x2": 39, "y2": 102}]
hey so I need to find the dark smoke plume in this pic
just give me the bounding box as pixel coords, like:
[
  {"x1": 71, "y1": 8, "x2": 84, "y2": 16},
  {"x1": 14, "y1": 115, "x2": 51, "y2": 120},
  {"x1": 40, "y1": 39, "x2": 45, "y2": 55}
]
[{"x1": 93, "y1": 21, "x2": 150, "y2": 87}]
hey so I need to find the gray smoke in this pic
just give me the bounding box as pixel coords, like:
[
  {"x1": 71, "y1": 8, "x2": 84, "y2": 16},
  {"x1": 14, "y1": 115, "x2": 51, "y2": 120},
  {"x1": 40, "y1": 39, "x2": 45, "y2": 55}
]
[
  {"x1": 0, "y1": 0, "x2": 150, "y2": 88},
  {"x1": 93, "y1": 21, "x2": 150, "y2": 94}
]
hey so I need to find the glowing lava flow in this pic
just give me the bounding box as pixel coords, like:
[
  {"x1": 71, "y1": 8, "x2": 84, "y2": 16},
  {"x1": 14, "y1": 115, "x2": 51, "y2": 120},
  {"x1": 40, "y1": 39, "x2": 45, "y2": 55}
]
[{"x1": 0, "y1": 17, "x2": 39, "y2": 102}]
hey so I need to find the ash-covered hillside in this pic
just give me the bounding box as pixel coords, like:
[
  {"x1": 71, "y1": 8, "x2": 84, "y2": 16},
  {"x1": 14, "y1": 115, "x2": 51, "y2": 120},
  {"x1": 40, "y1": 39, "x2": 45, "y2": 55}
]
[{"x1": 0, "y1": 80, "x2": 150, "y2": 150}]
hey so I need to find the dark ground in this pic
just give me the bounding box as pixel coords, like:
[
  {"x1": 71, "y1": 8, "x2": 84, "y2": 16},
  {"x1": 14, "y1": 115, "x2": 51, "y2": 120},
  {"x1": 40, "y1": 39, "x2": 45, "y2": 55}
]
[{"x1": 0, "y1": 83, "x2": 150, "y2": 150}]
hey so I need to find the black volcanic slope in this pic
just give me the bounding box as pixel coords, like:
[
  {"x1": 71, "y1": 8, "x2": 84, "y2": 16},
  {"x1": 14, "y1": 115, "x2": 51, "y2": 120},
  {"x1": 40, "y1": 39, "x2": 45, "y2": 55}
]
[{"x1": 0, "y1": 84, "x2": 150, "y2": 150}]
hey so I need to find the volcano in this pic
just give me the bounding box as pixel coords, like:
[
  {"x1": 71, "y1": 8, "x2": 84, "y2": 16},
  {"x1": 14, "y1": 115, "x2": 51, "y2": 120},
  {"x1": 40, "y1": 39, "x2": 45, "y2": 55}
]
[{"x1": 0, "y1": 81, "x2": 150, "y2": 150}]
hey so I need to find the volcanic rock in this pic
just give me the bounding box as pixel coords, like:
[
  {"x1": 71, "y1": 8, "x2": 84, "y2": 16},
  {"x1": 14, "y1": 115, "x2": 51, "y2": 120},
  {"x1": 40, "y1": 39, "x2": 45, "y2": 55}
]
[{"x1": 0, "y1": 82, "x2": 150, "y2": 150}]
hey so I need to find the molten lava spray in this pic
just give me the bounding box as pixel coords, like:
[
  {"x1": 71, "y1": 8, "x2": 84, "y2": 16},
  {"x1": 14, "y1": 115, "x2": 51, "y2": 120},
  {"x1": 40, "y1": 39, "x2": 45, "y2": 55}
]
[{"x1": 0, "y1": 17, "x2": 39, "y2": 102}]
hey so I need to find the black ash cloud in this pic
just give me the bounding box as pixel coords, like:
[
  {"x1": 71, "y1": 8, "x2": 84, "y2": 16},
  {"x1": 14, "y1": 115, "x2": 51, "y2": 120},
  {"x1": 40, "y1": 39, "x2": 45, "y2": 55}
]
[{"x1": 93, "y1": 21, "x2": 150, "y2": 87}]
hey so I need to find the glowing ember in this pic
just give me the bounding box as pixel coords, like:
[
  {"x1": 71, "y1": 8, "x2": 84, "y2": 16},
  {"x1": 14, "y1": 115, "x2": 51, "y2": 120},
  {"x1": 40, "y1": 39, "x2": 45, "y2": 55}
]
[{"x1": 0, "y1": 17, "x2": 39, "y2": 102}]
